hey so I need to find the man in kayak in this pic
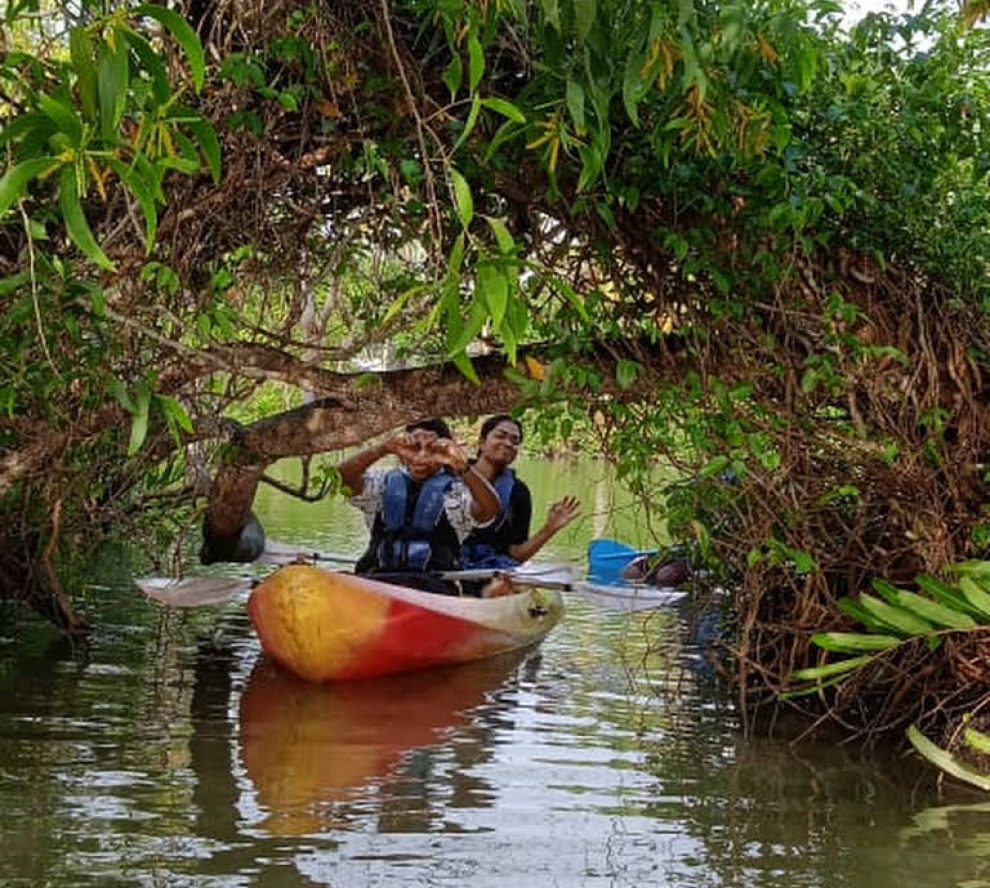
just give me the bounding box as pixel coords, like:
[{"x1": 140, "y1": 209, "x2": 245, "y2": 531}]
[
  {"x1": 338, "y1": 418, "x2": 500, "y2": 594},
  {"x1": 461, "y1": 414, "x2": 580, "y2": 578}
]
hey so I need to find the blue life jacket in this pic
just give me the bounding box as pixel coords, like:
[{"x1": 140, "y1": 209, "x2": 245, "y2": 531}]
[{"x1": 369, "y1": 469, "x2": 457, "y2": 572}]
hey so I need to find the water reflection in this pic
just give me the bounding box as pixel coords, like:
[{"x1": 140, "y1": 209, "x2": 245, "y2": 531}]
[{"x1": 237, "y1": 652, "x2": 530, "y2": 837}]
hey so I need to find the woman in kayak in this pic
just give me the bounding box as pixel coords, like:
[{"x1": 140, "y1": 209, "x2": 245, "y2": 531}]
[
  {"x1": 461, "y1": 414, "x2": 580, "y2": 575},
  {"x1": 338, "y1": 418, "x2": 499, "y2": 594}
]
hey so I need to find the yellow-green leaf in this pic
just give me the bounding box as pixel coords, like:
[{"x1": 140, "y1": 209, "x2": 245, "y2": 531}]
[
  {"x1": 958, "y1": 576, "x2": 990, "y2": 619},
  {"x1": 907, "y1": 725, "x2": 990, "y2": 791},
  {"x1": 480, "y1": 97, "x2": 526, "y2": 124},
  {"x1": 893, "y1": 590, "x2": 976, "y2": 631},
  {"x1": 792, "y1": 654, "x2": 874, "y2": 681},
  {"x1": 810, "y1": 632, "x2": 901, "y2": 653},
  {"x1": 964, "y1": 726, "x2": 990, "y2": 756},
  {"x1": 858, "y1": 592, "x2": 934, "y2": 637}
]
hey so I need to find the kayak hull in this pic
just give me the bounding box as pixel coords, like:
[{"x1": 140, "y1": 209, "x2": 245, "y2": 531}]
[{"x1": 246, "y1": 564, "x2": 564, "y2": 682}]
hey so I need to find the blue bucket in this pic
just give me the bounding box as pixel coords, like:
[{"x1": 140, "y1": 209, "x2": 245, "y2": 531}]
[{"x1": 587, "y1": 539, "x2": 657, "y2": 585}]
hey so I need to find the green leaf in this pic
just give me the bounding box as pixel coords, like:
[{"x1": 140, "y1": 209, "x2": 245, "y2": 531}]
[
  {"x1": 448, "y1": 295, "x2": 488, "y2": 355},
  {"x1": 448, "y1": 232, "x2": 466, "y2": 272},
  {"x1": 485, "y1": 216, "x2": 514, "y2": 254},
  {"x1": 837, "y1": 596, "x2": 887, "y2": 632},
  {"x1": 453, "y1": 94, "x2": 481, "y2": 153},
  {"x1": 616, "y1": 358, "x2": 641, "y2": 390},
  {"x1": 450, "y1": 168, "x2": 474, "y2": 229},
  {"x1": 907, "y1": 725, "x2": 990, "y2": 792},
  {"x1": 443, "y1": 55, "x2": 463, "y2": 99},
  {"x1": 949, "y1": 560, "x2": 990, "y2": 579},
  {"x1": 0, "y1": 156, "x2": 60, "y2": 219},
  {"x1": 135, "y1": 4, "x2": 206, "y2": 92},
  {"x1": 915, "y1": 574, "x2": 984, "y2": 618},
  {"x1": 121, "y1": 26, "x2": 170, "y2": 105},
  {"x1": 183, "y1": 113, "x2": 222, "y2": 183},
  {"x1": 574, "y1": 0, "x2": 597, "y2": 43},
  {"x1": 540, "y1": 0, "x2": 561, "y2": 29},
  {"x1": 622, "y1": 50, "x2": 648, "y2": 126},
  {"x1": 127, "y1": 384, "x2": 151, "y2": 456},
  {"x1": 381, "y1": 284, "x2": 424, "y2": 325},
  {"x1": 576, "y1": 141, "x2": 604, "y2": 192},
  {"x1": 893, "y1": 590, "x2": 976, "y2": 631},
  {"x1": 811, "y1": 632, "x2": 901, "y2": 653},
  {"x1": 156, "y1": 394, "x2": 193, "y2": 433},
  {"x1": 566, "y1": 79, "x2": 586, "y2": 135},
  {"x1": 467, "y1": 33, "x2": 485, "y2": 92},
  {"x1": 698, "y1": 454, "x2": 729, "y2": 479},
  {"x1": 547, "y1": 274, "x2": 588, "y2": 320},
  {"x1": 451, "y1": 350, "x2": 480, "y2": 384},
  {"x1": 857, "y1": 592, "x2": 934, "y2": 637},
  {"x1": 792, "y1": 654, "x2": 874, "y2": 681},
  {"x1": 958, "y1": 576, "x2": 990, "y2": 620},
  {"x1": 871, "y1": 577, "x2": 903, "y2": 606},
  {"x1": 477, "y1": 263, "x2": 508, "y2": 329},
  {"x1": 107, "y1": 157, "x2": 157, "y2": 249},
  {"x1": 480, "y1": 98, "x2": 526, "y2": 124},
  {"x1": 38, "y1": 94, "x2": 83, "y2": 147},
  {"x1": 69, "y1": 27, "x2": 98, "y2": 121},
  {"x1": 58, "y1": 164, "x2": 115, "y2": 270},
  {"x1": 98, "y1": 31, "x2": 129, "y2": 143},
  {"x1": 0, "y1": 113, "x2": 56, "y2": 152}
]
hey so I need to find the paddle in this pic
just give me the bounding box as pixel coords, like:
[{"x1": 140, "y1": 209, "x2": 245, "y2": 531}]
[{"x1": 136, "y1": 542, "x2": 581, "y2": 609}]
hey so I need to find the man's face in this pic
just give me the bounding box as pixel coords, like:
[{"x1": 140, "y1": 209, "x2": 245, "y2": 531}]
[{"x1": 404, "y1": 429, "x2": 440, "y2": 479}]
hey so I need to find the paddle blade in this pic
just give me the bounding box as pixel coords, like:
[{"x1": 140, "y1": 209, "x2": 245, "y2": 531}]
[{"x1": 135, "y1": 576, "x2": 251, "y2": 607}]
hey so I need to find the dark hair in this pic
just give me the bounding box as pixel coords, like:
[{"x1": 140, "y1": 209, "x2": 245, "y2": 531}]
[
  {"x1": 479, "y1": 414, "x2": 524, "y2": 443},
  {"x1": 406, "y1": 417, "x2": 452, "y2": 439}
]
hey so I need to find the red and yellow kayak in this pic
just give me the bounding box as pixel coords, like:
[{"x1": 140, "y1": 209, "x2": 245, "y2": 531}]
[{"x1": 246, "y1": 564, "x2": 564, "y2": 682}]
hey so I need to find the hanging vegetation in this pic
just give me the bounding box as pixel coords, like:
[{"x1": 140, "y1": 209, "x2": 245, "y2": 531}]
[{"x1": 3, "y1": 0, "x2": 990, "y2": 767}]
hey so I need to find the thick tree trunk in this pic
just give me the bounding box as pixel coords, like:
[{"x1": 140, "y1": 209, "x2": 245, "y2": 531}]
[{"x1": 199, "y1": 357, "x2": 526, "y2": 561}]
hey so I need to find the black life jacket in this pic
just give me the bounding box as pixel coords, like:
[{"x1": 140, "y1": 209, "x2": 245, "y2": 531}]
[{"x1": 356, "y1": 469, "x2": 460, "y2": 574}]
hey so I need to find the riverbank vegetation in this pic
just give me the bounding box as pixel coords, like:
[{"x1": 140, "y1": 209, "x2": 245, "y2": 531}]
[{"x1": 3, "y1": 0, "x2": 990, "y2": 765}]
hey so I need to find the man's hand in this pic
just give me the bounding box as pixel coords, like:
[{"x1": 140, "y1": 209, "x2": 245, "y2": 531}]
[{"x1": 429, "y1": 437, "x2": 470, "y2": 474}]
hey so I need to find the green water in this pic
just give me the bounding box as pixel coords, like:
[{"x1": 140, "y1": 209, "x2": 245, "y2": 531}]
[{"x1": 0, "y1": 456, "x2": 988, "y2": 887}]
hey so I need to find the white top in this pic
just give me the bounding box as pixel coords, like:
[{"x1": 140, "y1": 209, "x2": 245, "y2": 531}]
[{"x1": 348, "y1": 470, "x2": 487, "y2": 541}]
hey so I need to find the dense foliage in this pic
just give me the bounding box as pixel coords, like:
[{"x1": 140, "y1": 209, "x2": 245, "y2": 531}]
[{"x1": 3, "y1": 0, "x2": 990, "y2": 752}]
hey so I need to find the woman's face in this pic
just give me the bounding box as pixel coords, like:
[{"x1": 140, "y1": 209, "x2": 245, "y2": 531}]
[{"x1": 479, "y1": 420, "x2": 522, "y2": 467}]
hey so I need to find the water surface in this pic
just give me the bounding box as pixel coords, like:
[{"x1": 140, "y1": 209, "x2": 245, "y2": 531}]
[{"x1": 1, "y1": 457, "x2": 987, "y2": 887}]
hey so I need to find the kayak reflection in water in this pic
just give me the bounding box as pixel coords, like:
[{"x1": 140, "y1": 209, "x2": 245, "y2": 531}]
[
  {"x1": 460, "y1": 414, "x2": 580, "y2": 596},
  {"x1": 338, "y1": 417, "x2": 500, "y2": 595}
]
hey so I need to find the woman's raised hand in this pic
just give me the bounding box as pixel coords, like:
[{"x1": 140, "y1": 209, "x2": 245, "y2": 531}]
[{"x1": 545, "y1": 495, "x2": 580, "y2": 533}]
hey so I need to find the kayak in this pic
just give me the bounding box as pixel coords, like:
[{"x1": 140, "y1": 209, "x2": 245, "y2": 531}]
[{"x1": 246, "y1": 564, "x2": 564, "y2": 683}]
